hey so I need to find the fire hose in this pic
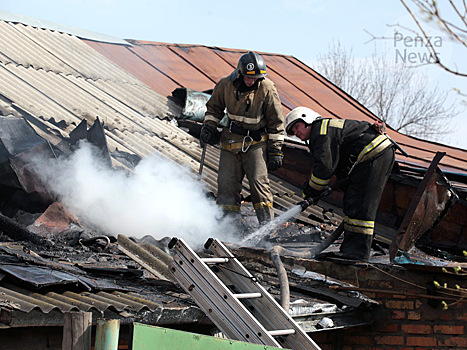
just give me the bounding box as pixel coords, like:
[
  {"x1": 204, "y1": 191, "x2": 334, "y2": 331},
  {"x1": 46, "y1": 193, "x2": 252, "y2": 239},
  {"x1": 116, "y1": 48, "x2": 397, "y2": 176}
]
[
  {"x1": 273, "y1": 187, "x2": 344, "y2": 259},
  {"x1": 270, "y1": 187, "x2": 344, "y2": 310}
]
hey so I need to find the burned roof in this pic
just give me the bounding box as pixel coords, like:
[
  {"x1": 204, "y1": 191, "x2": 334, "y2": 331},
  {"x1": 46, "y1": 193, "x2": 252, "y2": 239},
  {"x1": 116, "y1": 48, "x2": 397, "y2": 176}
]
[{"x1": 0, "y1": 14, "x2": 465, "y2": 348}]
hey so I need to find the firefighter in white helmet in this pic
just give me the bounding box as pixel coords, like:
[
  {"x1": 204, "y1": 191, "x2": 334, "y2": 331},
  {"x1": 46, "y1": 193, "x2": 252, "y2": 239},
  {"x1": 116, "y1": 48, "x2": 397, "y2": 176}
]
[
  {"x1": 285, "y1": 106, "x2": 395, "y2": 261},
  {"x1": 200, "y1": 51, "x2": 285, "y2": 230}
]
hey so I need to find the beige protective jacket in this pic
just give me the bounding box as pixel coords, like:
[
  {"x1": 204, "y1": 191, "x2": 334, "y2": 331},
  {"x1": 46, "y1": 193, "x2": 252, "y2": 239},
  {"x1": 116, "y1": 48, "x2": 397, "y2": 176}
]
[{"x1": 204, "y1": 75, "x2": 285, "y2": 153}]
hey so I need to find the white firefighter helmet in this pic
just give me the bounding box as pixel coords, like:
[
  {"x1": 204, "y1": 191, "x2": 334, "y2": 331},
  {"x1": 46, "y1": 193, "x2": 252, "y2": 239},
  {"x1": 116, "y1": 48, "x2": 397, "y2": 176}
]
[{"x1": 285, "y1": 107, "x2": 322, "y2": 135}]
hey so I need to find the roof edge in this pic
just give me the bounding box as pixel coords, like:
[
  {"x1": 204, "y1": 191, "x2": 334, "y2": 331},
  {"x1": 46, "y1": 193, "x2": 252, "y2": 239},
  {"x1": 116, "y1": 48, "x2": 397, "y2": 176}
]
[
  {"x1": 125, "y1": 39, "x2": 292, "y2": 57},
  {"x1": 0, "y1": 10, "x2": 131, "y2": 46}
]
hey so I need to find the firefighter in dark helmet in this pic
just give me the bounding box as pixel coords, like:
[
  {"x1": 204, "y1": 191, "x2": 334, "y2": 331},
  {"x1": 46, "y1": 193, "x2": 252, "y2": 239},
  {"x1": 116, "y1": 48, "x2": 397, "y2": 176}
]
[
  {"x1": 285, "y1": 106, "x2": 395, "y2": 261},
  {"x1": 200, "y1": 51, "x2": 284, "y2": 229}
]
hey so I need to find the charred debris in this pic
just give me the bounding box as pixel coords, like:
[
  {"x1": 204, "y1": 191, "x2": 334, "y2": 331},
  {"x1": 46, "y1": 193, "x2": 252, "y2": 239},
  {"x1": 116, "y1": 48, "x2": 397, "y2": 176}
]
[
  {"x1": 0, "y1": 110, "x2": 465, "y2": 348},
  {"x1": 0, "y1": 115, "x2": 376, "y2": 338}
]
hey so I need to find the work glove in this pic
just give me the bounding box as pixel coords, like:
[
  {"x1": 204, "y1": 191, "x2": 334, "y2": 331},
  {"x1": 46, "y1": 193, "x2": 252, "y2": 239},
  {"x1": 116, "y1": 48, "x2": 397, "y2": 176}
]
[
  {"x1": 199, "y1": 124, "x2": 219, "y2": 148},
  {"x1": 302, "y1": 179, "x2": 323, "y2": 200},
  {"x1": 267, "y1": 150, "x2": 283, "y2": 170},
  {"x1": 299, "y1": 185, "x2": 332, "y2": 211}
]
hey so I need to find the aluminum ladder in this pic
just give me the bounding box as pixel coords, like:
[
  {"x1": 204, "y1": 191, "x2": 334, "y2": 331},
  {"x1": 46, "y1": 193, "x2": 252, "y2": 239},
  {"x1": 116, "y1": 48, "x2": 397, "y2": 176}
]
[{"x1": 168, "y1": 237, "x2": 322, "y2": 350}]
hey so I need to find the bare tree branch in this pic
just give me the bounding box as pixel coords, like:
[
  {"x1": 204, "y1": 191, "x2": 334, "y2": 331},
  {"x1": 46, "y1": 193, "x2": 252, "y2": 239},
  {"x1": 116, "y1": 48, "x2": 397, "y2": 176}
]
[
  {"x1": 400, "y1": 0, "x2": 467, "y2": 77},
  {"x1": 315, "y1": 43, "x2": 461, "y2": 142}
]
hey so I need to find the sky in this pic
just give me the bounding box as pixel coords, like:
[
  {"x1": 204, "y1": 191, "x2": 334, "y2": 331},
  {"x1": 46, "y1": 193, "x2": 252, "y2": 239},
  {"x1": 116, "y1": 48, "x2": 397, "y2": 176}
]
[{"x1": 2, "y1": 0, "x2": 467, "y2": 150}]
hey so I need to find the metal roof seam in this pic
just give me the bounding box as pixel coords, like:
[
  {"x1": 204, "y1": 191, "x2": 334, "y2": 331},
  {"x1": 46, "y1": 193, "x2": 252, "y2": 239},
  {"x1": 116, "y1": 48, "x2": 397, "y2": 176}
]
[
  {"x1": 166, "y1": 45, "x2": 219, "y2": 86},
  {"x1": 127, "y1": 45, "x2": 183, "y2": 88}
]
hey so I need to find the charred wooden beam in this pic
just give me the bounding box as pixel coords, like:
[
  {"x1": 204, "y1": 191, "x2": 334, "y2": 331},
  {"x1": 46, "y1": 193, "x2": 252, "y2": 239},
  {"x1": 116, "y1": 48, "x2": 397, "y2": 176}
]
[{"x1": 0, "y1": 212, "x2": 50, "y2": 246}]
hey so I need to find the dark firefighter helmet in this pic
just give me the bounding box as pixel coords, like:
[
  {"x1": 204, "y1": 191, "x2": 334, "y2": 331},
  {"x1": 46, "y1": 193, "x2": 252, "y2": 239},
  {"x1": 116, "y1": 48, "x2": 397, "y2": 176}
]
[{"x1": 237, "y1": 51, "x2": 267, "y2": 79}]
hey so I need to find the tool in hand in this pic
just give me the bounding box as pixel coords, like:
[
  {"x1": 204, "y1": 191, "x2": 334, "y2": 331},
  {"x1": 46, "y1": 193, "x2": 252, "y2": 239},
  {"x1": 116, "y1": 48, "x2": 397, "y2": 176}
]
[
  {"x1": 198, "y1": 144, "x2": 207, "y2": 177},
  {"x1": 297, "y1": 186, "x2": 332, "y2": 212}
]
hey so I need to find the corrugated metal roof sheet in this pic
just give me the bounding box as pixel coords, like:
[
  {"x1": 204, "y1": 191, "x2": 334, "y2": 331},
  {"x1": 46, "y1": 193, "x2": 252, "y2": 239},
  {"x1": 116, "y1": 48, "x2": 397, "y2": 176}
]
[
  {"x1": 0, "y1": 18, "x2": 332, "y2": 227},
  {"x1": 84, "y1": 40, "x2": 467, "y2": 176},
  {"x1": 0, "y1": 285, "x2": 160, "y2": 314},
  {"x1": 0, "y1": 10, "x2": 130, "y2": 45},
  {"x1": 0, "y1": 21, "x2": 138, "y2": 83}
]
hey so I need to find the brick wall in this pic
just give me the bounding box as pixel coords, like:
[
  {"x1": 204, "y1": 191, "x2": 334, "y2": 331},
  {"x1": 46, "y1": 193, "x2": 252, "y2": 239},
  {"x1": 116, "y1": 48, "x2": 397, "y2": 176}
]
[{"x1": 293, "y1": 260, "x2": 466, "y2": 350}]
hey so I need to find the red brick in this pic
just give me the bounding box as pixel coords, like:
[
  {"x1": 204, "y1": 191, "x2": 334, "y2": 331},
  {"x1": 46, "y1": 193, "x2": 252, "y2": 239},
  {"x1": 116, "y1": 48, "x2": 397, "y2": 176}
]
[
  {"x1": 374, "y1": 335, "x2": 405, "y2": 345},
  {"x1": 345, "y1": 335, "x2": 371, "y2": 345},
  {"x1": 440, "y1": 312, "x2": 452, "y2": 321},
  {"x1": 407, "y1": 311, "x2": 421, "y2": 320},
  {"x1": 378, "y1": 281, "x2": 393, "y2": 289},
  {"x1": 434, "y1": 324, "x2": 464, "y2": 335},
  {"x1": 393, "y1": 294, "x2": 406, "y2": 299},
  {"x1": 406, "y1": 336, "x2": 438, "y2": 346},
  {"x1": 401, "y1": 324, "x2": 432, "y2": 334},
  {"x1": 379, "y1": 323, "x2": 399, "y2": 332},
  {"x1": 392, "y1": 310, "x2": 406, "y2": 319},
  {"x1": 438, "y1": 336, "x2": 467, "y2": 347},
  {"x1": 385, "y1": 300, "x2": 414, "y2": 310}
]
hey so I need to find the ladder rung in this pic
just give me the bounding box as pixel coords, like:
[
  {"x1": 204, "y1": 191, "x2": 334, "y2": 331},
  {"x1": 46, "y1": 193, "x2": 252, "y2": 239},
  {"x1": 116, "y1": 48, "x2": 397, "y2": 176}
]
[
  {"x1": 233, "y1": 292, "x2": 262, "y2": 299},
  {"x1": 170, "y1": 238, "x2": 322, "y2": 349},
  {"x1": 268, "y1": 329, "x2": 296, "y2": 337},
  {"x1": 201, "y1": 257, "x2": 229, "y2": 264}
]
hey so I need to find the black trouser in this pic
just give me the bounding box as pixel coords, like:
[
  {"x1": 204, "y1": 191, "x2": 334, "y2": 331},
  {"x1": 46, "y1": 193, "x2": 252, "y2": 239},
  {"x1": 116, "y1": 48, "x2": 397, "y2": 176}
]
[{"x1": 340, "y1": 146, "x2": 395, "y2": 260}]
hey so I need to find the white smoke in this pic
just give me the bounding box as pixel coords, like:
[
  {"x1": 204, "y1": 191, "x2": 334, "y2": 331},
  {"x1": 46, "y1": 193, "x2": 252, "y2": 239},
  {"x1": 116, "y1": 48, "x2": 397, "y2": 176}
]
[{"x1": 32, "y1": 141, "x2": 237, "y2": 248}]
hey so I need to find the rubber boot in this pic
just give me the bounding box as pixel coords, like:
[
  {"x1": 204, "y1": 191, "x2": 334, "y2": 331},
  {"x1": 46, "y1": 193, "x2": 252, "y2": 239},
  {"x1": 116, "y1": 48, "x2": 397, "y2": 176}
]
[
  {"x1": 339, "y1": 231, "x2": 373, "y2": 261},
  {"x1": 255, "y1": 207, "x2": 273, "y2": 226}
]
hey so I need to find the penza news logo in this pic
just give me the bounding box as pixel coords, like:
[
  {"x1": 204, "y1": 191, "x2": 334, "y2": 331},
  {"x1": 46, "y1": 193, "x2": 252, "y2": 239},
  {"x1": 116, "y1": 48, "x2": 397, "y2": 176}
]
[{"x1": 393, "y1": 32, "x2": 442, "y2": 64}]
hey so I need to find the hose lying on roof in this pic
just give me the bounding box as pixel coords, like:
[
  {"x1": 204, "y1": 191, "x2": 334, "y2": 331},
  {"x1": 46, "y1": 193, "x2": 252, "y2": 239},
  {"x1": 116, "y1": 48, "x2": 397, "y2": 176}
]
[{"x1": 270, "y1": 246, "x2": 290, "y2": 312}]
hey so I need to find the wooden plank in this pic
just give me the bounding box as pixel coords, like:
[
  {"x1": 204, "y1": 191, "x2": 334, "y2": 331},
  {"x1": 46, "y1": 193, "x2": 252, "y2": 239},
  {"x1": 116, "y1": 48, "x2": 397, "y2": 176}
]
[{"x1": 62, "y1": 311, "x2": 92, "y2": 350}]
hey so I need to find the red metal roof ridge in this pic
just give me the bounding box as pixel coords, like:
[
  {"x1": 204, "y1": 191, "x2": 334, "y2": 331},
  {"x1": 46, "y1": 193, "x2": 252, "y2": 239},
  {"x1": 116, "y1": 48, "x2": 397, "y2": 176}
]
[{"x1": 125, "y1": 40, "x2": 293, "y2": 57}]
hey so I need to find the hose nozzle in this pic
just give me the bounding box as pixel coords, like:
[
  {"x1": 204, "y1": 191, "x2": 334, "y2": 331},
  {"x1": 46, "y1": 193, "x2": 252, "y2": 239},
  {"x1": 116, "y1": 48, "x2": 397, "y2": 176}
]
[
  {"x1": 298, "y1": 199, "x2": 312, "y2": 212},
  {"x1": 296, "y1": 186, "x2": 333, "y2": 212}
]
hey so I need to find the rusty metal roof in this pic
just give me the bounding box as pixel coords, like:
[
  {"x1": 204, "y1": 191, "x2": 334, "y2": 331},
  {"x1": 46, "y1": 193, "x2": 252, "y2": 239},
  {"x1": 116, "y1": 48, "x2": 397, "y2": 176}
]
[{"x1": 84, "y1": 40, "x2": 467, "y2": 177}]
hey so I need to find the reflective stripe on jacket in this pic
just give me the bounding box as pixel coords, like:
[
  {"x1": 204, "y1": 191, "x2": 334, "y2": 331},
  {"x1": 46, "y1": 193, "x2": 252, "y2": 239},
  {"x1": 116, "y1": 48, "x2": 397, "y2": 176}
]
[
  {"x1": 204, "y1": 75, "x2": 284, "y2": 152},
  {"x1": 308, "y1": 118, "x2": 392, "y2": 190}
]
